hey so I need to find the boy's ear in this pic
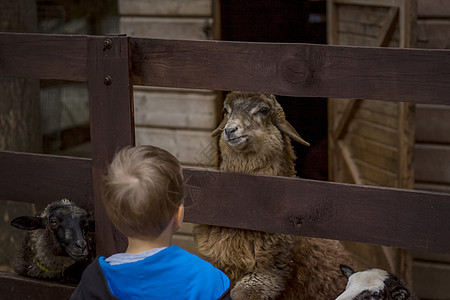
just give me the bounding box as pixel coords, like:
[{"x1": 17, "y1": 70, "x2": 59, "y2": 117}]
[
  {"x1": 11, "y1": 216, "x2": 45, "y2": 230},
  {"x1": 174, "y1": 204, "x2": 184, "y2": 228}
]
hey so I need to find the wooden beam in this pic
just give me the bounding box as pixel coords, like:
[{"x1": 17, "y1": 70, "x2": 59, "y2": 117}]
[
  {"x1": 0, "y1": 271, "x2": 75, "y2": 299},
  {"x1": 333, "y1": 0, "x2": 404, "y2": 8},
  {"x1": 0, "y1": 151, "x2": 93, "y2": 211},
  {"x1": 334, "y1": 99, "x2": 362, "y2": 140},
  {"x1": 183, "y1": 168, "x2": 450, "y2": 254},
  {"x1": 378, "y1": 7, "x2": 399, "y2": 47},
  {"x1": 87, "y1": 35, "x2": 135, "y2": 257},
  {"x1": 0, "y1": 33, "x2": 87, "y2": 81},
  {"x1": 129, "y1": 38, "x2": 450, "y2": 105},
  {"x1": 337, "y1": 140, "x2": 364, "y2": 184}
]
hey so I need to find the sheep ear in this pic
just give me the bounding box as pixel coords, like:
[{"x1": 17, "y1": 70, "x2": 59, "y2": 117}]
[
  {"x1": 211, "y1": 118, "x2": 227, "y2": 137},
  {"x1": 275, "y1": 119, "x2": 310, "y2": 146},
  {"x1": 86, "y1": 213, "x2": 96, "y2": 232},
  {"x1": 340, "y1": 264, "x2": 356, "y2": 279},
  {"x1": 10, "y1": 216, "x2": 45, "y2": 230},
  {"x1": 391, "y1": 286, "x2": 410, "y2": 300}
]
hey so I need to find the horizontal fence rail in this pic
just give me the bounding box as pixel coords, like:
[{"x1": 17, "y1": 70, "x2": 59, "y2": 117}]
[
  {"x1": 183, "y1": 168, "x2": 450, "y2": 254},
  {"x1": 0, "y1": 151, "x2": 93, "y2": 211},
  {"x1": 0, "y1": 271, "x2": 75, "y2": 298},
  {"x1": 1, "y1": 33, "x2": 450, "y2": 104},
  {"x1": 0, "y1": 33, "x2": 87, "y2": 82},
  {"x1": 130, "y1": 37, "x2": 450, "y2": 105}
]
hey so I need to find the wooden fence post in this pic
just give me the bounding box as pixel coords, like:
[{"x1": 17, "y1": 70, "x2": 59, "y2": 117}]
[{"x1": 87, "y1": 35, "x2": 135, "y2": 256}]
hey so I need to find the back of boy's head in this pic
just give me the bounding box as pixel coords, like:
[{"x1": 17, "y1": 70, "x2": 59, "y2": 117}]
[{"x1": 101, "y1": 145, "x2": 184, "y2": 239}]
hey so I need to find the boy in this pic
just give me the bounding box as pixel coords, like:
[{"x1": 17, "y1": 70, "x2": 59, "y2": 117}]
[{"x1": 71, "y1": 146, "x2": 230, "y2": 299}]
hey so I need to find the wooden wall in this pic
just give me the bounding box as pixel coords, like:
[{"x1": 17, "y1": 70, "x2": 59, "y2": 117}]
[
  {"x1": 414, "y1": 0, "x2": 450, "y2": 193},
  {"x1": 118, "y1": 0, "x2": 218, "y2": 254},
  {"x1": 329, "y1": 1, "x2": 450, "y2": 298},
  {"x1": 411, "y1": 1, "x2": 450, "y2": 298},
  {"x1": 118, "y1": 0, "x2": 219, "y2": 168}
]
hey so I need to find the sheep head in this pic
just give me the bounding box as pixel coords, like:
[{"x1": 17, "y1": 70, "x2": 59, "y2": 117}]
[
  {"x1": 336, "y1": 265, "x2": 411, "y2": 300},
  {"x1": 11, "y1": 198, "x2": 95, "y2": 262},
  {"x1": 212, "y1": 92, "x2": 309, "y2": 153}
]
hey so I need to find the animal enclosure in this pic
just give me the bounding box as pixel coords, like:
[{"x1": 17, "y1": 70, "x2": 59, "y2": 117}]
[{"x1": 0, "y1": 32, "x2": 450, "y2": 298}]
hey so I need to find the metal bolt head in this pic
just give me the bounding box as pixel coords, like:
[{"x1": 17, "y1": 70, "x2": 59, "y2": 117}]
[
  {"x1": 104, "y1": 75, "x2": 112, "y2": 86},
  {"x1": 103, "y1": 39, "x2": 112, "y2": 50}
]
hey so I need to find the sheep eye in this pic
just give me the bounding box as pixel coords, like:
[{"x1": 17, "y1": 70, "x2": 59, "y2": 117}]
[
  {"x1": 372, "y1": 291, "x2": 382, "y2": 298},
  {"x1": 258, "y1": 107, "x2": 269, "y2": 115},
  {"x1": 49, "y1": 218, "x2": 58, "y2": 225},
  {"x1": 223, "y1": 107, "x2": 229, "y2": 115}
]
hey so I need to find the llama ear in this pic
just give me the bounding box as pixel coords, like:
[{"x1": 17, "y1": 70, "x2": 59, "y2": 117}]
[
  {"x1": 340, "y1": 264, "x2": 356, "y2": 279},
  {"x1": 11, "y1": 216, "x2": 45, "y2": 230},
  {"x1": 211, "y1": 118, "x2": 227, "y2": 137},
  {"x1": 275, "y1": 119, "x2": 310, "y2": 146}
]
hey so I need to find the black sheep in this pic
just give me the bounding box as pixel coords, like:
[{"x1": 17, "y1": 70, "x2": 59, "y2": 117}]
[{"x1": 10, "y1": 198, "x2": 95, "y2": 282}]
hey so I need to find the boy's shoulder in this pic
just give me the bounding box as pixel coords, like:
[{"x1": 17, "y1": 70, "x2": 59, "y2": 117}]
[{"x1": 70, "y1": 258, "x2": 119, "y2": 300}]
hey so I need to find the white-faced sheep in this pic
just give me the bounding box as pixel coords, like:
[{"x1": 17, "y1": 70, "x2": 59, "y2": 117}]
[
  {"x1": 193, "y1": 92, "x2": 355, "y2": 299},
  {"x1": 10, "y1": 198, "x2": 95, "y2": 282},
  {"x1": 336, "y1": 265, "x2": 417, "y2": 300}
]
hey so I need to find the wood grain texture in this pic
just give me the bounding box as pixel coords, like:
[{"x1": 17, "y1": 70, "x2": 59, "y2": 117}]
[
  {"x1": 87, "y1": 35, "x2": 135, "y2": 256},
  {"x1": 0, "y1": 151, "x2": 93, "y2": 210},
  {"x1": 182, "y1": 168, "x2": 450, "y2": 254},
  {"x1": 118, "y1": 0, "x2": 211, "y2": 16},
  {"x1": 130, "y1": 37, "x2": 450, "y2": 105},
  {"x1": 0, "y1": 33, "x2": 86, "y2": 81},
  {"x1": 0, "y1": 271, "x2": 75, "y2": 299}
]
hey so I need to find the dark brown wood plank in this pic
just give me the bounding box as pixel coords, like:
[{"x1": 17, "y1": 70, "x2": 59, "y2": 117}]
[
  {"x1": 0, "y1": 271, "x2": 75, "y2": 299},
  {"x1": 0, "y1": 151, "x2": 93, "y2": 211},
  {"x1": 414, "y1": 144, "x2": 450, "y2": 184},
  {"x1": 87, "y1": 35, "x2": 135, "y2": 257},
  {"x1": 0, "y1": 33, "x2": 87, "y2": 81},
  {"x1": 415, "y1": 104, "x2": 450, "y2": 144},
  {"x1": 182, "y1": 168, "x2": 450, "y2": 254},
  {"x1": 130, "y1": 38, "x2": 450, "y2": 105}
]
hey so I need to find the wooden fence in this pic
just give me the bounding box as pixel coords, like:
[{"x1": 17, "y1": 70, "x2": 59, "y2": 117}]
[{"x1": 0, "y1": 32, "x2": 449, "y2": 298}]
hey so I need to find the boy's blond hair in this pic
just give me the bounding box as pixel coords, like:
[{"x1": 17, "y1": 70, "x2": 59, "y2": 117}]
[{"x1": 101, "y1": 146, "x2": 184, "y2": 239}]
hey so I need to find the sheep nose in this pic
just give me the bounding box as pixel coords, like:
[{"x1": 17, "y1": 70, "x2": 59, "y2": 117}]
[
  {"x1": 225, "y1": 127, "x2": 238, "y2": 137},
  {"x1": 75, "y1": 240, "x2": 87, "y2": 251}
]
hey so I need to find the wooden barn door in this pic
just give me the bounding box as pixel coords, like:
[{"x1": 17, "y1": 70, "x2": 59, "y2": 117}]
[{"x1": 327, "y1": 0, "x2": 417, "y2": 284}]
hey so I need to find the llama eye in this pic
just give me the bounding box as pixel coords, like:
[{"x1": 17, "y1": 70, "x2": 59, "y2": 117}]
[{"x1": 223, "y1": 107, "x2": 229, "y2": 115}]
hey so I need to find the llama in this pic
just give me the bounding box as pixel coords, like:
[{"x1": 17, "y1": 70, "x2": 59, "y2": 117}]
[{"x1": 194, "y1": 92, "x2": 354, "y2": 299}]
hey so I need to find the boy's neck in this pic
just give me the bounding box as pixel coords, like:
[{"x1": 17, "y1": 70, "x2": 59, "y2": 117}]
[
  {"x1": 126, "y1": 227, "x2": 173, "y2": 254},
  {"x1": 126, "y1": 237, "x2": 170, "y2": 254}
]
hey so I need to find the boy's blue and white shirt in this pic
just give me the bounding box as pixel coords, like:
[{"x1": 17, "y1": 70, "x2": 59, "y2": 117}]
[
  {"x1": 98, "y1": 245, "x2": 230, "y2": 300},
  {"x1": 105, "y1": 247, "x2": 167, "y2": 265}
]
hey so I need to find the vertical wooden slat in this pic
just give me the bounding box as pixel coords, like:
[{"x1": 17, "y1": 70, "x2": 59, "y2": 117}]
[
  {"x1": 87, "y1": 35, "x2": 135, "y2": 257},
  {"x1": 327, "y1": 0, "x2": 339, "y2": 45}
]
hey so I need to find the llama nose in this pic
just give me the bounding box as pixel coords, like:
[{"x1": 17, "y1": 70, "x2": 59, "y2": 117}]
[
  {"x1": 75, "y1": 240, "x2": 87, "y2": 251},
  {"x1": 225, "y1": 127, "x2": 238, "y2": 137}
]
